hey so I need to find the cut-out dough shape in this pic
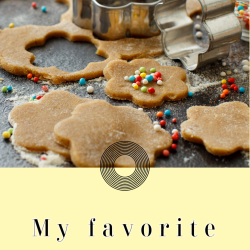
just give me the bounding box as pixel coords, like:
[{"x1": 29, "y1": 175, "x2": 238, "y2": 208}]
[
  {"x1": 104, "y1": 59, "x2": 188, "y2": 108},
  {"x1": 181, "y1": 101, "x2": 249, "y2": 156},
  {"x1": 9, "y1": 90, "x2": 91, "y2": 159},
  {"x1": 186, "y1": 0, "x2": 202, "y2": 17},
  {"x1": 54, "y1": 100, "x2": 173, "y2": 167},
  {"x1": 0, "y1": 0, "x2": 163, "y2": 84}
]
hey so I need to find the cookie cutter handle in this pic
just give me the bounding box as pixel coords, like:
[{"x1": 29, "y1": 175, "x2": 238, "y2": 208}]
[{"x1": 154, "y1": 0, "x2": 242, "y2": 71}]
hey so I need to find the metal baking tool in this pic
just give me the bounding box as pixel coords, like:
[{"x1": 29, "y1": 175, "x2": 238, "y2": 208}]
[
  {"x1": 154, "y1": 0, "x2": 242, "y2": 71},
  {"x1": 73, "y1": 0, "x2": 161, "y2": 40}
]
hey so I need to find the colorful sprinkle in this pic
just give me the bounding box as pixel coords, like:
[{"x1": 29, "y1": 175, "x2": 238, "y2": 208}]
[
  {"x1": 162, "y1": 149, "x2": 170, "y2": 157},
  {"x1": 239, "y1": 87, "x2": 245, "y2": 93},
  {"x1": 27, "y1": 73, "x2": 33, "y2": 79},
  {"x1": 222, "y1": 84, "x2": 228, "y2": 89},
  {"x1": 40, "y1": 155, "x2": 47, "y2": 161},
  {"x1": 154, "y1": 124, "x2": 161, "y2": 132},
  {"x1": 157, "y1": 80, "x2": 163, "y2": 85},
  {"x1": 150, "y1": 68, "x2": 156, "y2": 73},
  {"x1": 87, "y1": 86, "x2": 94, "y2": 93},
  {"x1": 157, "y1": 111, "x2": 163, "y2": 118},
  {"x1": 228, "y1": 78, "x2": 235, "y2": 84},
  {"x1": 135, "y1": 70, "x2": 140, "y2": 75},
  {"x1": 124, "y1": 76, "x2": 129, "y2": 81},
  {"x1": 31, "y1": 2, "x2": 37, "y2": 8},
  {"x1": 8, "y1": 128, "x2": 13, "y2": 135},
  {"x1": 142, "y1": 79, "x2": 148, "y2": 85},
  {"x1": 135, "y1": 81, "x2": 141, "y2": 86},
  {"x1": 79, "y1": 78, "x2": 86, "y2": 85},
  {"x1": 133, "y1": 84, "x2": 139, "y2": 90},
  {"x1": 136, "y1": 76, "x2": 142, "y2": 81},
  {"x1": 34, "y1": 77, "x2": 39, "y2": 82},
  {"x1": 221, "y1": 79, "x2": 227, "y2": 84},
  {"x1": 41, "y1": 6, "x2": 47, "y2": 12},
  {"x1": 146, "y1": 75, "x2": 153, "y2": 82},
  {"x1": 42, "y1": 85, "x2": 49, "y2": 92},
  {"x1": 220, "y1": 93, "x2": 226, "y2": 98},
  {"x1": 7, "y1": 86, "x2": 12, "y2": 91},
  {"x1": 141, "y1": 86, "x2": 147, "y2": 92},
  {"x1": 171, "y1": 144, "x2": 177, "y2": 150},
  {"x1": 154, "y1": 72, "x2": 161, "y2": 78},
  {"x1": 9, "y1": 23, "x2": 14, "y2": 28},
  {"x1": 140, "y1": 67, "x2": 146, "y2": 73},
  {"x1": 188, "y1": 92, "x2": 193, "y2": 97},
  {"x1": 1, "y1": 86, "x2": 7, "y2": 93},
  {"x1": 160, "y1": 120, "x2": 166, "y2": 126},
  {"x1": 172, "y1": 129, "x2": 178, "y2": 134},
  {"x1": 129, "y1": 75, "x2": 136, "y2": 82},
  {"x1": 164, "y1": 110, "x2": 171, "y2": 116},
  {"x1": 140, "y1": 73, "x2": 147, "y2": 78},
  {"x1": 234, "y1": 86, "x2": 239, "y2": 91},
  {"x1": 2, "y1": 131, "x2": 10, "y2": 139},
  {"x1": 172, "y1": 118, "x2": 177, "y2": 123},
  {"x1": 172, "y1": 133, "x2": 179, "y2": 141},
  {"x1": 230, "y1": 84, "x2": 236, "y2": 89},
  {"x1": 148, "y1": 87, "x2": 155, "y2": 94},
  {"x1": 223, "y1": 89, "x2": 229, "y2": 95}
]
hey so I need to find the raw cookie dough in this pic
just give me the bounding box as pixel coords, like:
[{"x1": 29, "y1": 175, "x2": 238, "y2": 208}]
[
  {"x1": 0, "y1": 0, "x2": 163, "y2": 84},
  {"x1": 54, "y1": 100, "x2": 173, "y2": 167},
  {"x1": 9, "y1": 90, "x2": 91, "y2": 159},
  {"x1": 186, "y1": 0, "x2": 202, "y2": 17},
  {"x1": 104, "y1": 59, "x2": 188, "y2": 108},
  {"x1": 181, "y1": 101, "x2": 249, "y2": 156}
]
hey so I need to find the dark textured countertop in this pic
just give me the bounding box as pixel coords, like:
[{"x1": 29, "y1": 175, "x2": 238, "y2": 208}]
[{"x1": 0, "y1": 0, "x2": 249, "y2": 167}]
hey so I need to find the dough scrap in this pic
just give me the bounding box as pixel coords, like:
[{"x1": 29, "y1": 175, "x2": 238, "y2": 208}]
[
  {"x1": 0, "y1": 0, "x2": 163, "y2": 84},
  {"x1": 186, "y1": 0, "x2": 202, "y2": 17},
  {"x1": 104, "y1": 59, "x2": 188, "y2": 108},
  {"x1": 181, "y1": 102, "x2": 249, "y2": 156},
  {"x1": 9, "y1": 90, "x2": 91, "y2": 159},
  {"x1": 54, "y1": 100, "x2": 173, "y2": 167}
]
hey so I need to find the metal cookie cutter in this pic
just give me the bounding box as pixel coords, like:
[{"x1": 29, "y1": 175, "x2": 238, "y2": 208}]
[
  {"x1": 154, "y1": 0, "x2": 242, "y2": 70},
  {"x1": 73, "y1": 0, "x2": 161, "y2": 40}
]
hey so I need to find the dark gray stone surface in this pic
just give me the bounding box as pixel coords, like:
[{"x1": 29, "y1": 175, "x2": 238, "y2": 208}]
[{"x1": 0, "y1": 0, "x2": 249, "y2": 167}]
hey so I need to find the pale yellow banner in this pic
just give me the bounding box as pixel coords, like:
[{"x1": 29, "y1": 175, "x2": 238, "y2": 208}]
[{"x1": 0, "y1": 169, "x2": 248, "y2": 249}]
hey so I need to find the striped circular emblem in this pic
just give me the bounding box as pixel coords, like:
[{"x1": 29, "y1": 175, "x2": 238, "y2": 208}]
[{"x1": 100, "y1": 141, "x2": 150, "y2": 191}]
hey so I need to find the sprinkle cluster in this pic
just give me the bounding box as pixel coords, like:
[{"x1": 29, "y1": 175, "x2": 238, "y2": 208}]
[
  {"x1": 235, "y1": 1, "x2": 249, "y2": 30},
  {"x1": 124, "y1": 67, "x2": 163, "y2": 94},
  {"x1": 220, "y1": 78, "x2": 245, "y2": 99}
]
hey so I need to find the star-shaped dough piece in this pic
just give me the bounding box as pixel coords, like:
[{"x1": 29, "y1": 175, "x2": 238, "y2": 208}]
[
  {"x1": 9, "y1": 90, "x2": 91, "y2": 159},
  {"x1": 181, "y1": 102, "x2": 249, "y2": 156},
  {"x1": 54, "y1": 100, "x2": 173, "y2": 167},
  {"x1": 104, "y1": 59, "x2": 188, "y2": 108}
]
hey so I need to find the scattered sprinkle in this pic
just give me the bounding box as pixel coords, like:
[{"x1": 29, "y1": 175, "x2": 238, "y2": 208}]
[
  {"x1": 157, "y1": 111, "x2": 163, "y2": 118},
  {"x1": 242, "y1": 65, "x2": 249, "y2": 72},
  {"x1": 228, "y1": 78, "x2": 235, "y2": 84},
  {"x1": 7, "y1": 86, "x2": 12, "y2": 91},
  {"x1": 172, "y1": 133, "x2": 179, "y2": 141},
  {"x1": 239, "y1": 87, "x2": 245, "y2": 93},
  {"x1": 31, "y1": 2, "x2": 37, "y2": 8},
  {"x1": 172, "y1": 118, "x2": 177, "y2": 123},
  {"x1": 164, "y1": 110, "x2": 171, "y2": 116},
  {"x1": 160, "y1": 120, "x2": 166, "y2": 126},
  {"x1": 79, "y1": 78, "x2": 86, "y2": 85},
  {"x1": 87, "y1": 86, "x2": 94, "y2": 93},
  {"x1": 9, "y1": 23, "x2": 14, "y2": 28},
  {"x1": 163, "y1": 149, "x2": 170, "y2": 157},
  {"x1": 2, "y1": 131, "x2": 11, "y2": 139},
  {"x1": 154, "y1": 124, "x2": 161, "y2": 132},
  {"x1": 42, "y1": 85, "x2": 49, "y2": 92},
  {"x1": 220, "y1": 72, "x2": 226, "y2": 76},
  {"x1": 41, "y1": 6, "x2": 47, "y2": 12},
  {"x1": 172, "y1": 129, "x2": 178, "y2": 134},
  {"x1": 1, "y1": 86, "x2": 7, "y2": 92},
  {"x1": 140, "y1": 67, "x2": 146, "y2": 73},
  {"x1": 141, "y1": 86, "x2": 147, "y2": 92},
  {"x1": 171, "y1": 144, "x2": 177, "y2": 150},
  {"x1": 222, "y1": 62, "x2": 227, "y2": 66},
  {"x1": 188, "y1": 92, "x2": 193, "y2": 97}
]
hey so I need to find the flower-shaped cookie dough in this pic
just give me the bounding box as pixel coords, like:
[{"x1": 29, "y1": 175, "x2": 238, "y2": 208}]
[
  {"x1": 9, "y1": 90, "x2": 91, "y2": 159},
  {"x1": 181, "y1": 102, "x2": 249, "y2": 156},
  {"x1": 104, "y1": 59, "x2": 188, "y2": 108},
  {"x1": 54, "y1": 100, "x2": 173, "y2": 167}
]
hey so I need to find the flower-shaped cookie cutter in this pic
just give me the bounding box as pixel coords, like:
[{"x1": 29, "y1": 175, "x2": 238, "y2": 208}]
[
  {"x1": 154, "y1": 0, "x2": 242, "y2": 70},
  {"x1": 73, "y1": 0, "x2": 161, "y2": 40}
]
